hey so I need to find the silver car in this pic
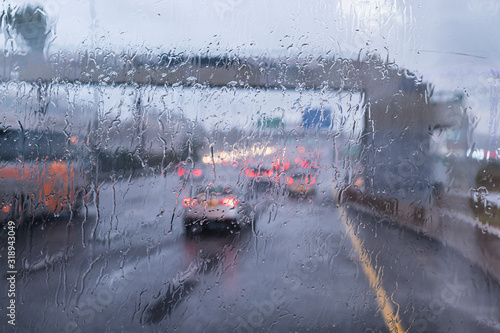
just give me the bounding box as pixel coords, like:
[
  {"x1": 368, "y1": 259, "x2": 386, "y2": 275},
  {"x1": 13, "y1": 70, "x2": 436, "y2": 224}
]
[{"x1": 182, "y1": 184, "x2": 254, "y2": 235}]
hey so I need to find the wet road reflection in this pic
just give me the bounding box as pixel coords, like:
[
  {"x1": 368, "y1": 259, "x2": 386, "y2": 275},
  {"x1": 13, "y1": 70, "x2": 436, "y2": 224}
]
[{"x1": 4, "y1": 172, "x2": 500, "y2": 332}]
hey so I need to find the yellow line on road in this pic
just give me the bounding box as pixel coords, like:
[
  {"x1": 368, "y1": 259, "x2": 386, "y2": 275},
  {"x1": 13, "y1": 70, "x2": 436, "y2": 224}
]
[{"x1": 339, "y1": 207, "x2": 405, "y2": 333}]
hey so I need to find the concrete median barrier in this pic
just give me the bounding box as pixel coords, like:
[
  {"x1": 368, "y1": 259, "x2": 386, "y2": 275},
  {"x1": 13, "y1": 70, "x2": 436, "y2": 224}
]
[{"x1": 339, "y1": 184, "x2": 500, "y2": 284}]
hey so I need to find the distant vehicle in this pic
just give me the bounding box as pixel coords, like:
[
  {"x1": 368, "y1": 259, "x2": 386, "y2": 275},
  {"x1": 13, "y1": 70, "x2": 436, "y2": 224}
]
[
  {"x1": 182, "y1": 184, "x2": 253, "y2": 235},
  {"x1": 0, "y1": 128, "x2": 91, "y2": 226},
  {"x1": 244, "y1": 166, "x2": 275, "y2": 192},
  {"x1": 286, "y1": 172, "x2": 318, "y2": 197},
  {"x1": 175, "y1": 163, "x2": 205, "y2": 183},
  {"x1": 271, "y1": 156, "x2": 290, "y2": 173}
]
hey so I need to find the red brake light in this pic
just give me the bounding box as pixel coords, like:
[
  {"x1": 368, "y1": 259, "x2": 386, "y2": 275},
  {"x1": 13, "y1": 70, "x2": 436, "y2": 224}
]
[
  {"x1": 301, "y1": 161, "x2": 310, "y2": 168},
  {"x1": 221, "y1": 198, "x2": 238, "y2": 207},
  {"x1": 177, "y1": 168, "x2": 186, "y2": 177},
  {"x1": 309, "y1": 177, "x2": 316, "y2": 185},
  {"x1": 286, "y1": 177, "x2": 294, "y2": 185},
  {"x1": 2, "y1": 205, "x2": 10, "y2": 213},
  {"x1": 193, "y1": 169, "x2": 202, "y2": 177},
  {"x1": 183, "y1": 197, "x2": 199, "y2": 207},
  {"x1": 248, "y1": 170, "x2": 255, "y2": 178}
]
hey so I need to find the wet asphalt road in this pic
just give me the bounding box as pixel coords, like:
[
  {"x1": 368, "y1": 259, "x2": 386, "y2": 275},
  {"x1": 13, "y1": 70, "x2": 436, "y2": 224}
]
[{"x1": 3, "y1": 168, "x2": 500, "y2": 332}]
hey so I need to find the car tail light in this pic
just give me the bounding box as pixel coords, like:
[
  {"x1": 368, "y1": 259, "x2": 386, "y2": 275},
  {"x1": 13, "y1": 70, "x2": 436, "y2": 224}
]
[
  {"x1": 177, "y1": 168, "x2": 186, "y2": 177},
  {"x1": 193, "y1": 169, "x2": 202, "y2": 177},
  {"x1": 273, "y1": 159, "x2": 290, "y2": 171},
  {"x1": 308, "y1": 177, "x2": 316, "y2": 185},
  {"x1": 301, "y1": 161, "x2": 310, "y2": 168},
  {"x1": 248, "y1": 170, "x2": 255, "y2": 178},
  {"x1": 221, "y1": 198, "x2": 238, "y2": 207},
  {"x1": 183, "y1": 197, "x2": 199, "y2": 207},
  {"x1": 2, "y1": 205, "x2": 10, "y2": 213},
  {"x1": 286, "y1": 177, "x2": 294, "y2": 185},
  {"x1": 263, "y1": 170, "x2": 273, "y2": 177}
]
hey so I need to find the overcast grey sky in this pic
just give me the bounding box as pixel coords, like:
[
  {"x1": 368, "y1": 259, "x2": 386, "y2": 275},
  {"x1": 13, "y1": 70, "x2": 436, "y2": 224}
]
[
  {"x1": 3, "y1": 1, "x2": 499, "y2": 81},
  {"x1": 2, "y1": 0, "x2": 500, "y2": 128}
]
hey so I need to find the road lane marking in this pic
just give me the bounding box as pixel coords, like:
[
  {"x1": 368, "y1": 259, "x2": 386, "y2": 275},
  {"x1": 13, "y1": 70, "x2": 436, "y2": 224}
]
[{"x1": 339, "y1": 207, "x2": 405, "y2": 333}]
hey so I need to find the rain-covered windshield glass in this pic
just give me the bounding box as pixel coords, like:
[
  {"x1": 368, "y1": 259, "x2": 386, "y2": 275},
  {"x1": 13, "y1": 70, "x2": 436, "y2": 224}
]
[
  {"x1": 0, "y1": 129, "x2": 70, "y2": 161},
  {"x1": 2, "y1": 1, "x2": 500, "y2": 332}
]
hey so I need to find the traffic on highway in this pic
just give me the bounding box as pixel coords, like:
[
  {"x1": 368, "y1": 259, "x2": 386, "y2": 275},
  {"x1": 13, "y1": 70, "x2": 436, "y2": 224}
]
[{"x1": 2, "y1": 1, "x2": 500, "y2": 332}]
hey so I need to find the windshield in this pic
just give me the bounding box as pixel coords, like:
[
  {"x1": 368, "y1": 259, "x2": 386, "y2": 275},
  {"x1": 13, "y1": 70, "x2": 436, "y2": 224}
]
[
  {"x1": 0, "y1": 129, "x2": 70, "y2": 161},
  {"x1": 2, "y1": 1, "x2": 500, "y2": 332}
]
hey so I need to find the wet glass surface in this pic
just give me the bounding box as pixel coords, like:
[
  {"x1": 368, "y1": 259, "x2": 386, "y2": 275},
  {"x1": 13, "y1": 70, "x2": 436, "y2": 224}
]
[{"x1": 1, "y1": 1, "x2": 500, "y2": 332}]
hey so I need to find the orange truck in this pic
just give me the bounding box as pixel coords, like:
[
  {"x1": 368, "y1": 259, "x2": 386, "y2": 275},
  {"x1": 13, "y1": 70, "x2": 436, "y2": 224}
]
[{"x1": 0, "y1": 128, "x2": 91, "y2": 226}]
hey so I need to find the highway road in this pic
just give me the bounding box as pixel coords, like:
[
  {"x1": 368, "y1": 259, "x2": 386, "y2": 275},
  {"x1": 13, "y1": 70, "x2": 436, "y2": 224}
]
[{"x1": 3, "y1": 163, "x2": 500, "y2": 332}]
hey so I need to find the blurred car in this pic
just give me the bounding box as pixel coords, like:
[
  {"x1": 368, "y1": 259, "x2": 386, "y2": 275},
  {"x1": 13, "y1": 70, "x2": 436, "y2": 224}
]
[
  {"x1": 182, "y1": 184, "x2": 253, "y2": 234},
  {"x1": 285, "y1": 172, "x2": 318, "y2": 197},
  {"x1": 175, "y1": 163, "x2": 205, "y2": 183},
  {"x1": 271, "y1": 156, "x2": 290, "y2": 173},
  {"x1": 293, "y1": 157, "x2": 320, "y2": 172},
  {"x1": 0, "y1": 128, "x2": 91, "y2": 226},
  {"x1": 244, "y1": 166, "x2": 275, "y2": 192}
]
